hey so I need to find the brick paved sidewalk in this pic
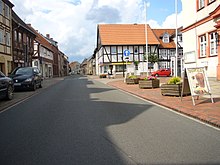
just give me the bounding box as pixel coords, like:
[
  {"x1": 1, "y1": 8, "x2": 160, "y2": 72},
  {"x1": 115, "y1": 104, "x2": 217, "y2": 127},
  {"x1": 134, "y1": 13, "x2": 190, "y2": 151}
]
[{"x1": 107, "y1": 79, "x2": 220, "y2": 128}]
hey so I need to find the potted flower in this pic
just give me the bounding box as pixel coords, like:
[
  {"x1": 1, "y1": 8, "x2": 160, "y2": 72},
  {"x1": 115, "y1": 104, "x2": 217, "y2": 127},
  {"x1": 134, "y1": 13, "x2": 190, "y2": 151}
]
[
  {"x1": 139, "y1": 76, "x2": 160, "y2": 89},
  {"x1": 161, "y1": 76, "x2": 190, "y2": 96},
  {"x1": 125, "y1": 75, "x2": 139, "y2": 84}
]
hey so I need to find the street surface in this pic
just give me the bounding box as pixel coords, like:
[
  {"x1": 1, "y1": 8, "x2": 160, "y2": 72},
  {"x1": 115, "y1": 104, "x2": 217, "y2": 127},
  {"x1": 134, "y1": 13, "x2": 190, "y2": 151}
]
[{"x1": 0, "y1": 75, "x2": 220, "y2": 165}]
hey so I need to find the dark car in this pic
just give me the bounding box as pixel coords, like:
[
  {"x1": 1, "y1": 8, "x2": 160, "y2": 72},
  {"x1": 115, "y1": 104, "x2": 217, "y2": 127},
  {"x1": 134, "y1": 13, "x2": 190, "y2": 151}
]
[
  {"x1": 0, "y1": 71, "x2": 14, "y2": 100},
  {"x1": 151, "y1": 68, "x2": 171, "y2": 77},
  {"x1": 10, "y1": 67, "x2": 42, "y2": 91}
]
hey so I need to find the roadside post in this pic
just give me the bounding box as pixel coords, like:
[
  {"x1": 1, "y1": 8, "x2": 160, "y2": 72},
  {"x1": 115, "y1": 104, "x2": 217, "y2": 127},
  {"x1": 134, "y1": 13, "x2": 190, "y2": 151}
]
[{"x1": 123, "y1": 50, "x2": 130, "y2": 82}]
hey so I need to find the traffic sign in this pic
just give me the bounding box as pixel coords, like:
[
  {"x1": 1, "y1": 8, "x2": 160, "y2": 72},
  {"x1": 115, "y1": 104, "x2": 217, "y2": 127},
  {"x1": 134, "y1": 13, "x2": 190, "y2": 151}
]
[{"x1": 124, "y1": 50, "x2": 130, "y2": 57}]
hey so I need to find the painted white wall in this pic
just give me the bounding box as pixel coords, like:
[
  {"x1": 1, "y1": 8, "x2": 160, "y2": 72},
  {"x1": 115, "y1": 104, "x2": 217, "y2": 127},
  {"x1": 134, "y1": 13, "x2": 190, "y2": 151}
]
[{"x1": 182, "y1": 0, "x2": 219, "y2": 78}]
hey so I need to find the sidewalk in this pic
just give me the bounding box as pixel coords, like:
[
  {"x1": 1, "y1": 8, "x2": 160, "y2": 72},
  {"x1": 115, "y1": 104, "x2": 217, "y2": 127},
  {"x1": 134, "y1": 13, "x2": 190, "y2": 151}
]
[{"x1": 89, "y1": 76, "x2": 220, "y2": 128}]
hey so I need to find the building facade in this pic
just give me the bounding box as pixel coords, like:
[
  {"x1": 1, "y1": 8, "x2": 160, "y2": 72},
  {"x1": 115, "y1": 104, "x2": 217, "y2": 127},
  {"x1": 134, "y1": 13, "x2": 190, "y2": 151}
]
[
  {"x1": 0, "y1": 0, "x2": 13, "y2": 75},
  {"x1": 96, "y1": 24, "x2": 182, "y2": 77},
  {"x1": 28, "y1": 25, "x2": 54, "y2": 78},
  {"x1": 69, "y1": 61, "x2": 80, "y2": 74},
  {"x1": 12, "y1": 11, "x2": 36, "y2": 71},
  {"x1": 182, "y1": 0, "x2": 220, "y2": 79},
  {"x1": 45, "y1": 34, "x2": 59, "y2": 77}
]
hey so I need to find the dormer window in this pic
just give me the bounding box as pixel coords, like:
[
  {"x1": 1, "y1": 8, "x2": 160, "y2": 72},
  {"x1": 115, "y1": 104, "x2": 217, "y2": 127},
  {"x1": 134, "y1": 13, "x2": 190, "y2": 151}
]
[{"x1": 163, "y1": 33, "x2": 169, "y2": 43}]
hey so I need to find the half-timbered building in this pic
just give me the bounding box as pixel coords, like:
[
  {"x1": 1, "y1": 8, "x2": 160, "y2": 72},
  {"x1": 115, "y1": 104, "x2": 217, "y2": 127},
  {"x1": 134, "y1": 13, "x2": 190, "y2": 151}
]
[
  {"x1": 27, "y1": 24, "x2": 53, "y2": 78},
  {"x1": 96, "y1": 24, "x2": 183, "y2": 77},
  {"x1": 12, "y1": 10, "x2": 36, "y2": 70},
  {"x1": 96, "y1": 24, "x2": 160, "y2": 76}
]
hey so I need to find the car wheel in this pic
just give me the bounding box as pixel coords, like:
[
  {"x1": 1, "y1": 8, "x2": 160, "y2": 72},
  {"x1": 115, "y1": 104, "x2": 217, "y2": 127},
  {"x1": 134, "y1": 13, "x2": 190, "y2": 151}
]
[
  {"x1": 31, "y1": 82, "x2": 36, "y2": 91},
  {"x1": 39, "y1": 81, "x2": 42, "y2": 88},
  {"x1": 155, "y1": 74, "x2": 159, "y2": 77},
  {"x1": 6, "y1": 85, "x2": 13, "y2": 100}
]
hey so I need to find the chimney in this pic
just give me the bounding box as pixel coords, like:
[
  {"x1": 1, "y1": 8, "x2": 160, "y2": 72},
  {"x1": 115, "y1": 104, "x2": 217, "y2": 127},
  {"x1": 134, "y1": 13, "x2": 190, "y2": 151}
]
[{"x1": 46, "y1": 34, "x2": 50, "y2": 38}]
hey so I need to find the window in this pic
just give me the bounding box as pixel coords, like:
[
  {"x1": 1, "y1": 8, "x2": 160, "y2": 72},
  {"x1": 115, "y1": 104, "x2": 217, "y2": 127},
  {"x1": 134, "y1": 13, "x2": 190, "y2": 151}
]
[
  {"x1": 200, "y1": 35, "x2": 206, "y2": 57},
  {"x1": 163, "y1": 33, "x2": 169, "y2": 43},
  {"x1": 0, "y1": 29, "x2": 4, "y2": 44},
  {"x1": 199, "y1": 0, "x2": 205, "y2": 9},
  {"x1": 5, "y1": 4, "x2": 9, "y2": 18},
  {"x1": 18, "y1": 32, "x2": 22, "y2": 42},
  {"x1": 5, "y1": 32, "x2": 10, "y2": 46},
  {"x1": 0, "y1": 1, "x2": 2, "y2": 14},
  {"x1": 209, "y1": 32, "x2": 217, "y2": 56},
  {"x1": 115, "y1": 65, "x2": 126, "y2": 72},
  {"x1": 14, "y1": 31, "x2": 17, "y2": 41},
  {"x1": 134, "y1": 46, "x2": 138, "y2": 54},
  {"x1": 208, "y1": 0, "x2": 215, "y2": 3},
  {"x1": 111, "y1": 46, "x2": 116, "y2": 54}
]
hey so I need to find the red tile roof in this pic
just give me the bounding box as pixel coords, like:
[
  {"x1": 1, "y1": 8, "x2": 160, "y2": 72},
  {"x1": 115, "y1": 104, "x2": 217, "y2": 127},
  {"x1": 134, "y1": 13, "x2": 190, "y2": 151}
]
[
  {"x1": 152, "y1": 29, "x2": 176, "y2": 49},
  {"x1": 27, "y1": 24, "x2": 53, "y2": 51},
  {"x1": 98, "y1": 24, "x2": 160, "y2": 45}
]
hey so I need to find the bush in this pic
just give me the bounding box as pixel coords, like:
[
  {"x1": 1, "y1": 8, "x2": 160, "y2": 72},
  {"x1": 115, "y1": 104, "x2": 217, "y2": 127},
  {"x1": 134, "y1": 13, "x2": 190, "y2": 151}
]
[
  {"x1": 168, "y1": 76, "x2": 181, "y2": 84},
  {"x1": 128, "y1": 75, "x2": 138, "y2": 79}
]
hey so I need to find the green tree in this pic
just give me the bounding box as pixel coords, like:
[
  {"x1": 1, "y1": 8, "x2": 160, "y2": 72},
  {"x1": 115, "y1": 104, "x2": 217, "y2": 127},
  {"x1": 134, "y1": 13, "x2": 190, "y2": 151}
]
[{"x1": 144, "y1": 53, "x2": 158, "y2": 73}]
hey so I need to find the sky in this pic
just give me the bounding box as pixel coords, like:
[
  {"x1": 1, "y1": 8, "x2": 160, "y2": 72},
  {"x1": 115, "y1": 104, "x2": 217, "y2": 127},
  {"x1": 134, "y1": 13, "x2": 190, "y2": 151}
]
[{"x1": 11, "y1": 0, "x2": 183, "y2": 63}]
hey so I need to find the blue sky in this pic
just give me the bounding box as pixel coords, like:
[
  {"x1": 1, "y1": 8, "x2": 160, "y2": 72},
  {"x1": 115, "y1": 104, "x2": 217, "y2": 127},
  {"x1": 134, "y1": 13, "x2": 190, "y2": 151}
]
[{"x1": 11, "y1": 0, "x2": 183, "y2": 63}]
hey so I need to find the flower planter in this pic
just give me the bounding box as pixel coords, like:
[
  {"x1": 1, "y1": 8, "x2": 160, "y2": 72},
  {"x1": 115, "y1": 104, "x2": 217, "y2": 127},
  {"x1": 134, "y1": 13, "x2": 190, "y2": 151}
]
[
  {"x1": 139, "y1": 79, "x2": 160, "y2": 89},
  {"x1": 161, "y1": 82, "x2": 190, "y2": 96},
  {"x1": 125, "y1": 78, "x2": 139, "y2": 84}
]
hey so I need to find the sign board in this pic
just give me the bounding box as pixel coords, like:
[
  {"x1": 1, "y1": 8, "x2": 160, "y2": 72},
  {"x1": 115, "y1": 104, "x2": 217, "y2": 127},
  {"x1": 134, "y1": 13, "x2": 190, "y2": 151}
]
[
  {"x1": 124, "y1": 50, "x2": 130, "y2": 57},
  {"x1": 185, "y1": 67, "x2": 214, "y2": 105},
  {"x1": 184, "y1": 51, "x2": 196, "y2": 63}
]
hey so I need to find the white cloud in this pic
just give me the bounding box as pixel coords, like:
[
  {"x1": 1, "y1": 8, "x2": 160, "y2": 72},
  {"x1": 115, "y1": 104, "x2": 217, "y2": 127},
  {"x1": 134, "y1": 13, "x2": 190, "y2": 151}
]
[{"x1": 11, "y1": 0, "x2": 182, "y2": 62}]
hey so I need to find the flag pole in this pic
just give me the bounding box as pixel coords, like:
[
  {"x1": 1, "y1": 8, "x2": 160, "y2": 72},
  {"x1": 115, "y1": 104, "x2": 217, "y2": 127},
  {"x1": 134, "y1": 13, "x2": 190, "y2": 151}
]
[
  {"x1": 175, "y1": 0, "x2": 178, "y2": 77},
  {"x1": 144, "y1": 1, "x2": 148, "y2": 76}
]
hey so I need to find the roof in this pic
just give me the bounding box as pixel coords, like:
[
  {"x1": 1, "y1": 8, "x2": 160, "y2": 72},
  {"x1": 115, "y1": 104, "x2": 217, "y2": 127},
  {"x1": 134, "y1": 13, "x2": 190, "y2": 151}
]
[
  {"x1": 98, "y1": 24, "x2": 160, "y2": 45},
  {"x1": 12, "y1": 10, "x2": 36, "y2": 36},
  {"x1": 27, "y1": 24, "x2": 53, "y2": 51},
  {"x1": 152, "y1": 29, "x2": 176, "y2": 49}
]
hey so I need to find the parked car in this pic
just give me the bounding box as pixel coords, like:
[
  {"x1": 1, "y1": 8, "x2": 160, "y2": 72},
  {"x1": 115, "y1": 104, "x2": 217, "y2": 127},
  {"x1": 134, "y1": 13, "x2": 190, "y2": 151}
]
[
  {"x1": 0, "y1": 71, "x2": 14, "y2": 100},
  {"x1": 151, "y1": 68, "x2": 171, "y2": 77},
  {"x1": 10, "y1": 67, "x2": 42, "y2": 91}
]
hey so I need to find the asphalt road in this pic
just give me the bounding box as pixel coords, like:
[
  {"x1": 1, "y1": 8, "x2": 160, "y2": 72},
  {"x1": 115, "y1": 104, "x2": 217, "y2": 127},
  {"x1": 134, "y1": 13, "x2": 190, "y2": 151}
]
[{"x1": 0, "y1": 75, "x2": 220, "y2": 165}]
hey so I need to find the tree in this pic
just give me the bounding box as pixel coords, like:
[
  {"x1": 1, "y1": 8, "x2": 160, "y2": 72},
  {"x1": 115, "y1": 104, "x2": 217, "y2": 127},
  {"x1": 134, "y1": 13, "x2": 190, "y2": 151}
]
[{"x1": 144, "y1": 53, "x2": 158, "y2": 74}]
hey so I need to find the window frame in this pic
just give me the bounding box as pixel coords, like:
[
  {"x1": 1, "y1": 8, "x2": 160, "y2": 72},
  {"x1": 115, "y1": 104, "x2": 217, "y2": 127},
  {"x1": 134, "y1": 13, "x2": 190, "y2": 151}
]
[
  {"x1": 5, "y1": 31, "x2": 10, "y2": 46},
  {"x1": 110, "y1": 46, "x2": 117, "y2": 54},
  {"x1": 209, "y1": 32, "x2": 218, "y2": 56},
  {"x1": 4, "y1": 4, "x2": 9, "y2": 18},
  {"x1": 163, "y1": 33, "x2": 170, "y2": 43},
  {"x1": 0, "y1": 29, "x2": 4, "y2": 44},
  {"x1": 199, "y1": 35, "x2": 207, "y2": 58},
  {"x1": 0, "y1": 0, "x2": 3, "y2": 15},
  {"x1": 198, "y1": 0, "x2": 205, "y2": 9}
]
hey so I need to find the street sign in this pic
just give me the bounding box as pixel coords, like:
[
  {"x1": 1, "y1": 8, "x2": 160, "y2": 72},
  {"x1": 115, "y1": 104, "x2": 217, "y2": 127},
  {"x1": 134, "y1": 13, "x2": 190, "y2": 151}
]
[{"x1": 123, "y1": 50, "x2": 130, "y2": 57}]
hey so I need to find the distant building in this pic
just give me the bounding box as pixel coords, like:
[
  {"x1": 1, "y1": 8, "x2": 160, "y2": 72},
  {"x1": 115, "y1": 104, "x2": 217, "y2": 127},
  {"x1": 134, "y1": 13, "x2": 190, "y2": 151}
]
[
  {"x1": 80, "y1": 58, "x2": 88, "y2": 75},
  {"x1": 27, "y1": 24, "x2": 53, "y2": 78},
  {"x1": 69, "y1": 61, "x2": 80, "y2": 74},
  {"x1": 0, "y1": 0, "x2": 14, "y2": 75},
  {"x1": 182, "y1": 0, "x2": 220, "y2": 79},
  {"x1": 59, "y1": 51, "x2": 69, "y2": 77},
  {"x1": 45, "y1": 34, "x2": 59, "y2": 77}
]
